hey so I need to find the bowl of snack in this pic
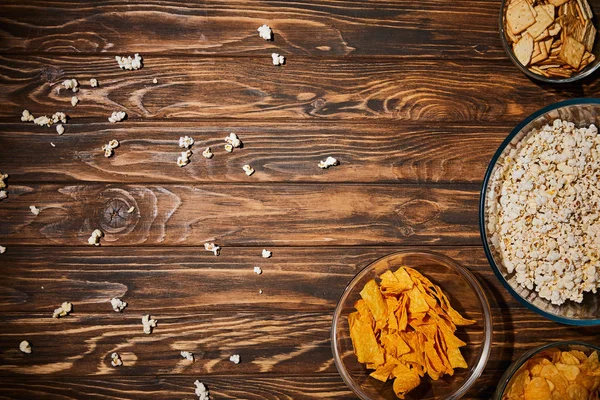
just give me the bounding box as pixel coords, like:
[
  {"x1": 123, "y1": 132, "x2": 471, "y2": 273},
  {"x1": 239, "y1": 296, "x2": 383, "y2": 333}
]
[
  {"x1": 500, "y1": 0, "x2": 600, "y2": 82},
  {"x1": 494, "y1": 341, "x2": 600, "y2": 399},
  {"x1": 331, "y1": 251, "x2": 492, "y2": 400},
  {"x1": 481, "y1": 98, "x2": 600, "y2": 325}
]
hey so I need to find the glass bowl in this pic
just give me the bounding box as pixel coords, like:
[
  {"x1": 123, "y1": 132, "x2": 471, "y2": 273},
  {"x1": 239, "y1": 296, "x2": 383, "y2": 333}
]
[
  {"x1": 480, "y1": 98, "x2": 600, "y2": 326},
  {"x1": 499, "y1": 0, "x2": 600, "y2": 83},
  {"x1": 331, "y1": 250, "x2": 493, "y2": 400},
  {"x1": 493, "y1": 341, "x2": 600, "y2": 399}
]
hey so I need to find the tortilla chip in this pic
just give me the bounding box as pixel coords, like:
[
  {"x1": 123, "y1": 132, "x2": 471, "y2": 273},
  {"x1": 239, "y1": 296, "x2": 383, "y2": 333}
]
[
  {"x1": 349, "y1": 315, "x2": 385, "y2": 366},
  {"x1": 360, "y1": 279, "x2": 388, "y2": 327},
  {"x1": 392, "y1": 363, "x2": 421, "y2": 399}
]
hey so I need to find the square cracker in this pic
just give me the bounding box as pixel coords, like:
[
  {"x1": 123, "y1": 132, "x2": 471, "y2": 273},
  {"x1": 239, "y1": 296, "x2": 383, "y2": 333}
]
[
  {"x1": 548, "y1": 0, "x2": 570, "y2": 6},
  {"x1": 507, "y1": 0, "x2": 537, "y2": 35},
  {"x1": 527, "y1": 5, "x2": 555, "y2": 38},
  {"x1": 559, "y1": 36, "x2": 586, "y2": 68}
]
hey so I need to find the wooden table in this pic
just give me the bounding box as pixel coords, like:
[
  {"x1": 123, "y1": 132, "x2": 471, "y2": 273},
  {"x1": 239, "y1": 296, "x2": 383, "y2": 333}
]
[{"x1": 0, "y1": 1, "x2": 598, "y2": 399}]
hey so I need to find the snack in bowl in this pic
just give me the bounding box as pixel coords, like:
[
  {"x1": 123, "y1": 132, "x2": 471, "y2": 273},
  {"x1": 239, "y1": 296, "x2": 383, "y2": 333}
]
[
  {"x1": 503, "y1": 0, "x2": 597, "y2": 78},
  {"x1": 348, "y1": 266, "x2": 476, "y2": 399}
]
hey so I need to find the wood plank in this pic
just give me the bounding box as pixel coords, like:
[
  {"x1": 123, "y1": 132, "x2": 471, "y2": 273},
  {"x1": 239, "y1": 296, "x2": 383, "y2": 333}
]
[
  {"x1": 0, "y1": 0, "x2": 501, "y2": 59},
  {"x1": 0, "y1": 183, "x2": 480, "y2": 246},
  {"x1": 0, "y1": 121, "x2": 502, "y2": 184},
  {"x1": 0, "y1": 55, "x2": 594, "y2": 123},
  {"x1": 0, "y1": 246, "x2": 518, "y2": 314}
]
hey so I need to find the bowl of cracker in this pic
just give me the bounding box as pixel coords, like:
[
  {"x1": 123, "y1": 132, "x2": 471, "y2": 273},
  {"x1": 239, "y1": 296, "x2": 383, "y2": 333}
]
[
  {"x1": 331, "y1": 251, "x2": 492, "y2": 400},
  {"x1": 500, "y1": 0, "x2": 600, "y2": 82}
]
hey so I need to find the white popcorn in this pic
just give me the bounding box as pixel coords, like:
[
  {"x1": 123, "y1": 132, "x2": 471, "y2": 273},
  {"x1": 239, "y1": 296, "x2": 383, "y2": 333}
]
[
  {"x1": 56, "y1": 124, "x2": 65, "y2": 135},
  {"x1": 271, "y1": 53, "x2": 285, "y2": 66},
  {"x1": 224, "y1": 133, "x2": 242, "y2": 148},
  {"x1": 21, "y1": 110, "x2": 34, "y2": 122},
  {"x1": 71, "y1": 96, "x2": 79, "y2": 107},
  {"x1": 0, "y1": 172, "x2": 8, "y2": 189},
  {"x1": 152, "y1": 78, "x2": 158, "y2": 84},
  {"x1": 34, "y1": 116, "x2": 52, "y2": 127},
  {"x1": 110, "y1": 297, "x2": 127, "y2": 312},
  {"x1": 52, "y1": 301, "x2": 73, "y2": 318},
  {"x1": 202, "y1": 147, "x2": 214, "y2": 159},
  {"x1": 111, "y1": 352, "x2": 122, "y2": 367},
  {"x1": 108, "y1": 111, "x2": 127, "y2": 123},
  {"x1": 102, "y1": 139, "x2": 119, "y2": 158},
  {"x1": 229, "y1": 354, "x2": 240, "y2": 364},
  {"x1": 88, "y1": 229, "x2": 104, "y2": 246},
  {"x1": 141, "y1": 314, "x2": 157, "y2": 334},
  {"x1": 177, "y1": 150, "x2": 192, "y2": 167},
  {"x1": 127, "y1": 206, "x2": 135, "y2": 213},
  {"x1": 253, "y1": 266, "x2": 262, "y2": 275},
  {"x1": 181, "y1": 351, "x2": 194, "y2": 362},
  {"x1": 90, "y1": 78, "x2": 98, "y2": 87},
  {"x1": 257, "y1": 24, "x2": 273, "y2": 40},
  {"x1": 0, "y1": 246, "x2": 5, "y2": 254},
  {"x1": 259, "y1": 289, "x2": 263, "y2": 294},
  {"x1": 115, "y1": 53, "x2": 143, "y2": 70},
  {"x1": 179, "y1": 136, "x2": 195, "y2": 149},
  {"x1": 243, "y1": 164, "x2": 255, "y2": 176},
  {"x1": 318, "y1": 156, "x2": 339, "y2": 169},
  {"x1": 262, "y1": 249, "x2": 272, "y2": 258},
  {"x1": 224, "y1": 144, "x2": 233, "y2": 153},
  {"x1": 204, "y1": 242, "x2": 220, "y2": 256},
  {"x1": 194, "y1": 380, "x2": 210, "y2": 400},
  {"x1": 0, "y1": 190, "x2": 6, "y2": 201},
  {"x1": 30, "y1": 205, "x2": 40, "y2": 215},
  {"x1": 19, "y1": 340, "x2": 31, "y2": 354},
  {"x1": 51, "y1": 112, "x2": 67, "y2": 124},
  {"x1": 62, "y1": 79, "x2": 79, "y2": 92}
]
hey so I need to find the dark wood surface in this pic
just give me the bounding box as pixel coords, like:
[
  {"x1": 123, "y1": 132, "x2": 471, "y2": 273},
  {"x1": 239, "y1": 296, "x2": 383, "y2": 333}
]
[{"x1": 0, "y1": 1, "x2": 598, "y2": 399}]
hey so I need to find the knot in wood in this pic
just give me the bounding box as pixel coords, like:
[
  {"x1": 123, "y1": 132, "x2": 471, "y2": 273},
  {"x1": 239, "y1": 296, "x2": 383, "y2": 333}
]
[
  {"x1": 38, "y1": 66, "x2": 63, "y2": 83},
  {"x1": 101, "y1": 198, "x2": 133, "y2": 231}
]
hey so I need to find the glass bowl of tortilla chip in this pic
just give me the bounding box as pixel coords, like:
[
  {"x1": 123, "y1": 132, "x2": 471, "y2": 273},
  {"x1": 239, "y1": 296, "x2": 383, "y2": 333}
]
[
  {"x1": 331, "y1": 251, "x2": 493, "y2": 400},
  {"x1": 494, "y1": 341, "x2": 600, "y2": 399}
]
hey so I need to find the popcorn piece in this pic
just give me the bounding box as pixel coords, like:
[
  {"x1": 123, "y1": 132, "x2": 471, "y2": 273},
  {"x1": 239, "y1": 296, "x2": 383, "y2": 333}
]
[
  {"x1": 272, "y1": 53, "x2": 285, "y2": 66},
  {"x1": 224, "y1": 144, "x2": 233, "y2": 153},
  {"x1": 56, "y1": 124, "x2": 65, "y2": 135},
  {"x1": 262, "y1": 249, "x2": 272, "y2": 258},
  {"x1": 71, "y1": 96, "x2": 79, "y2": 107},
  {"x1": 111, "y1": 352, "x2": 122, "y2": 367},
  {"x1": 34, "y1": 116, "x2": 52, "y2": 127},
  {"x1": 0, "y1": 246, "x2": 5, "y2": 254},
  {"x1": 194, "y1": 380, "x2": 210, "y2": 400},
  {"x1": 224, "y1": 133, "x2": 242, "y2": 148},
  {"x1": 259, "y1": 289, "x2": 263, "y2": 294},
  {"x1": 0, "y1": 172, "x2": 8, "y2": 189},
  {"x1": 50, "y1": 142, "x2": 56, "y2": 147},
  {"x1": 30, "y1": 205, "x2": 40, "y2": 215},
  {"x1": 21, "y1": 110, "x2": 34, "y2": 122},
  {"x1": 52, "y1": 301, "x2": 73, "y2": 318},
  {"x1": 204, "y1": 242, "x2": 220, "y2": 256},
  {"x1": 202, "y1": 147, "x2": 214, "y2": 159},
  {"x1": 0, "y1": 190, "x2": 6, "y2": 201},
  {"x1": 127, "y1": 206, "x2": 135, "y2": 213},
  {"x1": 142, "y1": 314, "x2": 157, "y2": 334},
  {"x1": 115, "y1": 54, "x2": 143, "y2": 70},
  {"x1": 229, "y1": 354, "x2": 240, "y2": 364},
  {"x1": 88, "y1": 229, "x2": 104, "y2": 246},
  {"x1": 242, "y1": 164, "x2": 255, "y2": 176},
  {"x1": 102, "y1": 140, "x2": 119, "y2": 158},
  {"x1": 51, "y1": 112, "x2": 67, "y2": 124},
  {"x1": 90, "y1": 78, "x2": 98, "y2": 87},
  {"x1": 177, "y1": 150, "x2": 192, "y2": 167},
  {"x1": 179, "y1": 136, "x2": 195, "y2": 149},
  {"x1": 19, "y1": 340, "x2": 31, "y2": 354},
  {"x1": 108, "y1": 111, "x2": 127, "y2": 123},
  {"x1": 181, "y1": 351, "x2": 194, "y2": 362},
  {"x1": 318, "y1": 156, "x2": 339, "y2": 169},
  {"x1": 257, "y1": 24, "x2": 273, "y2": 40},
  {"x1": 253, "y1": 266, "x2": 262, "y2": 275},
  {"x1": 62, "y1": 79, "x2": 79, "y2": 92},
  {"x1": 110, "y1": 297, "x2": 127, "y2": 312},
  {"x1": 152, "y1": 78, "x2": 158, "y2": 84}
]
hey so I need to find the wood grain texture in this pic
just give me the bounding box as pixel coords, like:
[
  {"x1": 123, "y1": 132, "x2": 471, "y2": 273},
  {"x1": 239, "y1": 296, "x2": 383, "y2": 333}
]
[
  {"x1": 0, "y1": 55, "x2": 595, "y2": 123},
  {"x1": 0, "y1": 183, "x2": 480, "y2": 246},
  {"x1": 0, "y1": 121, "x2": 501, "y2": 184},
  {"x1": 0, "y1": 0, "x2": 502, "y2": 59}
]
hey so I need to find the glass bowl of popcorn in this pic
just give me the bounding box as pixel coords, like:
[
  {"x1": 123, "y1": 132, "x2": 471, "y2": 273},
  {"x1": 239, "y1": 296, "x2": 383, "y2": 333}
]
[
  {"x1": 480, "y1": 98, "x2": 600, "y2": 325},
  {"x1": 493, "y1": 341, "x2": 600, "y2": 399},
  {"x1": 331, "y1": 250, "x2": 493, "y2": 399}
]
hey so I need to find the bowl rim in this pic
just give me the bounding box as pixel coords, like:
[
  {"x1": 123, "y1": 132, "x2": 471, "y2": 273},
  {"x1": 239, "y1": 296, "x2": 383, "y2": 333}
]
[
  {"x1": 493, "y1": 340, "x2": 600, "y2": 399},
  {"x1": 331, "y1": 250, "x2": 493, "y2": 400},
  {"x1": 498, "y1": 0, "x2": 600, "y2": 84},
  {"x1": 479, "y1": 98, "x2": 600, "y2": 326}
]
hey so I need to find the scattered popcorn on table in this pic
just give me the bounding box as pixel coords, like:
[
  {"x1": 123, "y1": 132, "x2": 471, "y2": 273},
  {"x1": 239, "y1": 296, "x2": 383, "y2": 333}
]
[
  {"x1": 0, "y1": 172, "x2": 8, "y2": 189},
  {"x1": 30, "y1": 205, "x2": 40, "y2": 215},
  {"x1": 194, "y1": 380, "x2": 210, "y2": 400},
  {"x1": 127, "y1": 206, "x2": 135, "y2": 213},
  {"x1": 0, "y1": 246, "x2": 5, "y2": 254},
  {"x1": 0, "y1": 191, "x2": 6, "y2": 201},
  {"x1": 229, "y1": 354, "x2": 240, "y2": 364},
  {"x1": 181, "y1": 351, "x2": 194, "y2": 362},
  {"x1": 259, "y1": 289, "x2": 263, "y2": 294},
  {"x1": 152, "y1": 78, "x2": 158, "y2": 84},
  {"x1": 224, "y1": 133, "x2": 242, "y2": 148},
  {"x1": 272, "y1": 53, "x2": 285, "y2": 66},
  {"x1": 141, "y1": 314, "x2": 157, "y2": 334},
  {"x1": 242, "y1": 164, "x2": 255, "y2": 176},
  {"x1": 90, "y1": 78, "x2": 98, "y2": 87},
  {"x1": 204, "y1": 242, "x2": 220, "y2": 256},
  {"x1": 224, "y1": 144, "x2": 233, "y2": 153},
  {"x1": 262, "y1": 249, "x2": 272, "y2": 258},
  {"x1": 257, "y1": 24, "x2": 273, "y2": 40},
  {"x1": 110, "y1": 297, "x2": 127, "y2": 313},
  {"x1": 318, "y1": 156, "x2": 339, "y2": 169},
  {"x1": 253, "y1": 266, "x2": 262, "y2": 275},
  {"x1": 179, "y1": 136, "x2": 195, "y2": 149},
  {"x1": 34, "y1": 116, "x2": 52, "y2": 127},
  {"x1": 71, "y1": 96, "x2": 79, "y2": 107},
  {"x1": 108, "y1": 111, "x2": 127, "y2": 123},
  {"x1": 21, "y1": 110, "x2": 34, "y2": 122},
  {"x1": 62, "y1": 79, "x2": 79, "y2": 92},
  {"x1": 52, "y1": 301, "x2": 73, "y2": 318},
  {"x1": 202, "y1": 147, "x2": 214, "y2": 159},
  {"x1": 50, "y1": 142, "x2": 56, "y2": 147},
  {"x1": 88, "y1": 229, "x2": 104, "y2": 246},
  {"x1": 115, "y1": 53, "x2": 143, "y2": 70},
  {"x1": 19, "y1": 340, "x2": 31, "y2": 354},
  {"x1": 56, "y1": 124, "x2": 65, "y2": 135},
  {"x1": 111, "y1": 352, "x2": 123, "y2": 367},
  {"x1": 52, "y1": 112, "x2": 67, "y2": 124},
  {"x1": 177, "y1": 150, "x2": 192, "y2": 167},
  {"x1": 102, "y1": 139, "x2": 120, "y2": 158}
]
